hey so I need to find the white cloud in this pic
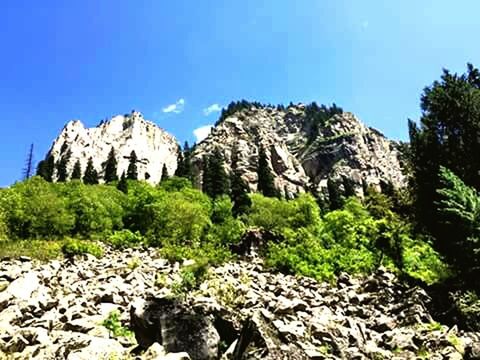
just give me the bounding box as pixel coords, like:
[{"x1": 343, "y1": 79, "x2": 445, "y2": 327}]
[
  {"x1": 162, "y1": 98, "x2": 185, "y2": 114},
  {"x1": 193, "y1": 125, "x2": 213, "y2": 143},
  {"x1": 203, "y1": 103, "x2": 223, "y2": 116}
]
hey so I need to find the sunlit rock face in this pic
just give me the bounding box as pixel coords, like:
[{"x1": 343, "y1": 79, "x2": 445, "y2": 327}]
[
  {"x1": 46, "y1": 111, "x2": 179, "y2": 184},
  {"x1": 192, "y1": 104, "x2": 406, "y2": 198}
]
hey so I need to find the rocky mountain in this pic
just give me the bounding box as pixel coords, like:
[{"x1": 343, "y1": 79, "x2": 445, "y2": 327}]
[
  {"x1": 192, "y1": 103, "x2": 406, "y2": 198},
  {"x1": 44, "y1": 111, "x2": 179, "y2": 184},
  {"x1": 43, "y1": 103, "x2": 406, "y2": 198},
  {"x1": 1, "y1": 248, "x2": 479, "y2": 359}
]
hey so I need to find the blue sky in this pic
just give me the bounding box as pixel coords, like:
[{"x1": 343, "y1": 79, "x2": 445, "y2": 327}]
[{"x1": 1, "y1": 1, "x2": 480, "y2": 186}]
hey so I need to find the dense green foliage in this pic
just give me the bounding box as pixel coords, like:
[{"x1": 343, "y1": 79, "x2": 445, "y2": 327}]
[
  {"x1": 62, "y1": 238, "x2": 104, "y2": 258},
  {"x1": 436, "y1": 167, "x2": 480, "y2": 286},
  {"x1": 409, "y1": 64, "x2": 480, "y2": 290}
]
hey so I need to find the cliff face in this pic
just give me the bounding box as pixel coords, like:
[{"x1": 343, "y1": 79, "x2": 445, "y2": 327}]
[
  {"x1": 192, "y1": 104, "x2": 406, "y2": 197},
  {"x1": 46, "y1": 111, "x2": 179, "y2": 183},
  {"x1": 44, "y1": 104, "x2": 406, "y2": 195}
]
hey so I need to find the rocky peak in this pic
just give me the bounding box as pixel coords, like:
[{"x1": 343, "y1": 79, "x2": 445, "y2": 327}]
[
  {"x1": 46, "y1": 111, "x2": 179, "y2": 184},
  {"x1": 192, "y1": 103, "x2": 406, "y2": 198}
]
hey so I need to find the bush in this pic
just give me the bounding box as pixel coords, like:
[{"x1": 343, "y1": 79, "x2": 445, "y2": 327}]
[
  {"x1": 62, "y1": 239, "x2": 104, "y2": 258},
  {"x1": 102, "y1": 310, "x2": 133, "y2": 338},
  {"x1": 402, "y1": 237, "x2": 451, "y2": 285},
  {"x1": 145, "y1": 187, "x2": 212, "y2": 247},
  {"x1": 245, "y1": 193, "x2": 321, "y2": 235},
  {"x1": 107, "y1": 229, "x2": 144, "y2": 249},
  {"x1": 450, "y1": 291, "x2": 480, "y2": 331},
  {"x1": 60, "y1": 181, "x2": 126, "y2": 238},
  {"x1": 0, "y1": 177, "x2": 75, "y2": 239},
  {"x1": 171, "y1": 259, "x2": 209, "y2": 299}
]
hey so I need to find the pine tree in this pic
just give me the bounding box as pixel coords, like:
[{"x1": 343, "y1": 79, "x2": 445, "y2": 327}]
[
  {"x1": 202, "y1": 155, "x2": 211, "y2": 195},
  {"x1": 127, "y1": 151, "x2": 138, "y2": 180},
  {"x1": 22, "y1": 143, "x2": 34, "y2": 180},
  {"x1": 327, "y1": 178, "x2": 344, "y2": 210},
  {"x1": 117, "y1": 171, "x2": 128, "y2": 194},
  {"x1": 56, "y1": 149, "x2": 72, "y2": 182},
  {"x1": 174, "y1": 142, "x2": 193, "y2": 180},
  {"x1": 202, "y1": 148, "x2": 229, "y2": 198},
  {"x1": 230, "y1": 147, "x2": 251, "y2": 216},
  {"x1": 37, "y1": 154, "x2": 55, "y2": 182},
  {"x1": 71, "y1": 160, "x2": 82, "y2": 180},
  {"x1": 175, "y1": 150, "x2": 185, "y2": 177},
  {"x1": 83, "y1": 158, "x2": 99, "y2": 185},
  {"x1": 103, "y1": 147, "x2": 118, "y2": 183},
  {"x1": 256, "y1": 145, "x2": 278, "y2": 197},
  {"x1": 161, "y1": 164, "x2": 169, "y2": 182}
]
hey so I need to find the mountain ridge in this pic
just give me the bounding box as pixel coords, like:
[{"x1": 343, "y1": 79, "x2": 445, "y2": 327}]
[{"x1": 40, "y1": 103, "x2": 406, "y2": 199}]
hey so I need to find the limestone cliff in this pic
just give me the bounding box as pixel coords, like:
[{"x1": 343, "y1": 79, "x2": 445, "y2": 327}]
[{"x1": 45, "y1": 111, "x2": 178, "y2": 184}]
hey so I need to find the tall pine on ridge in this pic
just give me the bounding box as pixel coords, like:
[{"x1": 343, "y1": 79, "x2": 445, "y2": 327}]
[
  {"x1": 71, "y1": 160, "x2": 82, "y2": 180},
  {"x1": 256, "y1": 145, "x2": 278, "y2": 197},
  {"x1": 230, "y1": 146, "x2": 251, "y2": 216},
  {"x1": 103, "y1": 147, "x2": 118, "y2": 183},
  {"x1": 83, "y1": 157, "x2": 99, "y2": 185},
  {"x1": 37, "y1": 154, "x2": 55, "y2": 182},
  {"x1": 127, "y1": 151, "x2": 138, "y2": 180},
  {"x1": 22, "y1": 143, "x2": 35, "y2": 180}
]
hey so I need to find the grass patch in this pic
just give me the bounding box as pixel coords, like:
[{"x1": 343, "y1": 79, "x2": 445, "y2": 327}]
[{"x1": 0, "y1": 239, "x2": 63, "y2": 261}]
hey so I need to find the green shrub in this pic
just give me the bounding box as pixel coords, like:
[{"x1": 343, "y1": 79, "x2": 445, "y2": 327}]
[
  {"x1": 0, "y1": 177, "x2": 75, "y2": 238},
  {"x1": 107, "y1": 229, "x2": 144, "y2": 249},
  {"x1": 60, "y1": 181, "x2": 126, "y2": 238},
  {"x1": 450, "y1": 291, "x2": 480, "y2": 331},
  {"x1": 171, "y1": 259, "x2": 209, "y2": 298},
  {"x1": 402, "y1": 237, "x2": 451, "y2": 285},
  {"x1": 62, "y1": 239, "x2": 104, "y2": 258},
  {"x1": 158, "y1": 176, "x2": 193, "y2": 192},
  {"x1": 0, "y1": 239, "x2": 63, "y2": 261},
  {"x1": 102, "y1": 310, "x2": 134, "y2": 338},
  {"x1": 145, "y1": 187, "x2": 212, "y2": 247}
]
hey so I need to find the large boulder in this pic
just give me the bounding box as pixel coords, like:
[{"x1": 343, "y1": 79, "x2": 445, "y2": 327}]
[{"x1": 131, "y1": 297, "x2": 220, "y2": 360}]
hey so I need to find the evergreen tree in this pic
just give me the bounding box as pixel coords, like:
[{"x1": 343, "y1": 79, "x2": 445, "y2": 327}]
[
  {"x1": 37, "y1": 154, "x2": 55, "y2": 182},
  {"x1": 22, "y1": 143, "x2": 34, "y2": 180},
  {"x1": 127, "y1": 151, "x2": 138, "y2": 180},
  {"x1": 437, "y1": 167, "x2": 480, "y2": 285},
  {"x1": 203, "y1": 148, "x2": 229, "y2": 198},
  {"x1": 71, "y1": 160, "x2": 82, "y2": 180},
  {"x1": 103, "y1": 147, "x2": 118, "y2": 183},
  {"x1": 175, "y1": 150, "x2": 185, "y2": 177},
  {"x1": 256, "y1": 145, "x2": 278, "y2": 197},
  {"x1": 56, "y1": 149, "x2": 72, "y2": 182},
  {"x1": 161, "y1": 164, "x2": 169, "y2": 182},
  {"x1": 83, "y1": 158, "x2": 99, "y2": 185},
  {"x1": 174, "y1": 142, "x2": 193, "y2": 180},
  {"x1": 409, "y1": 64, "x2": 480, "y2": 246},
  {"x1": 230, "y1": 147, "x2": 252, "y2": 217},
  {"x1": 327, "y1": 178, "x2": 344, "y2": 210},
  {"x1": 202, "y1": 155, "x2": 211, "y2": 195},
  {"x1": 117, "y1": 171, "x2": 128, "y2": 194}
]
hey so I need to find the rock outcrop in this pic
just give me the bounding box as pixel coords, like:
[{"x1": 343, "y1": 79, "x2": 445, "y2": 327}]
[
  {"x1": 1, "y1": 248, "x2": 479, "y2": 359},
  {"x1": 192, "y1": 104, "x2": 406, "y2": 197},
  {"x1": 45, "y1": 111, "x2": 179, "y2": 184}
]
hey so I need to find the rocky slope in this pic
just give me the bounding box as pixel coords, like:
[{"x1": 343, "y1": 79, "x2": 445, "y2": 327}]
[
  {"x1": 46, "y1": 111, "x2": 179, "y2": 184},
  {"x1": 1, "y1": 249, "x2": 479, "y2": 360},
  {"x1": 192, "y1": 104, "x2": 406, "y2": 197}
]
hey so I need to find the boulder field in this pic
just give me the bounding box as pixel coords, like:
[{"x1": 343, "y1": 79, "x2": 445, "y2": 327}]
[{"x1": 0, "y1": 248, "x2": 479, "y2": 359}]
